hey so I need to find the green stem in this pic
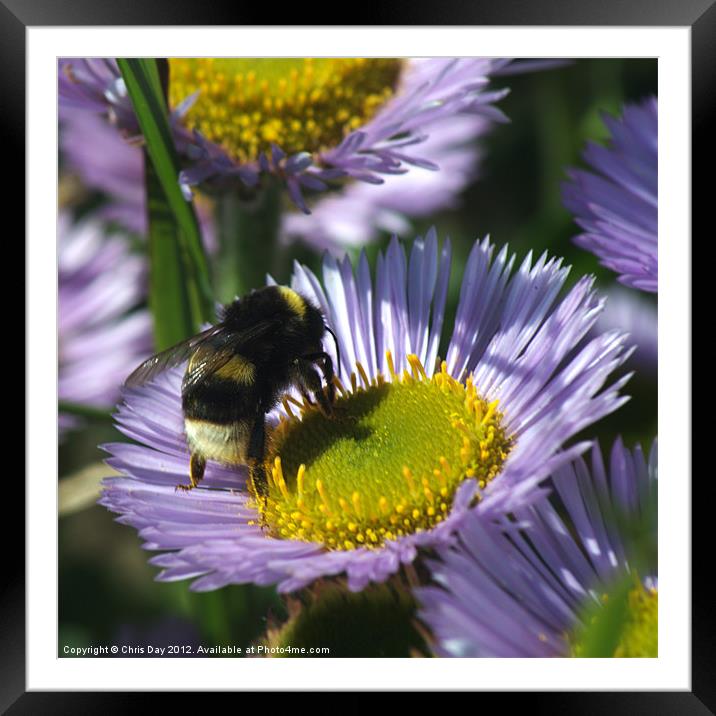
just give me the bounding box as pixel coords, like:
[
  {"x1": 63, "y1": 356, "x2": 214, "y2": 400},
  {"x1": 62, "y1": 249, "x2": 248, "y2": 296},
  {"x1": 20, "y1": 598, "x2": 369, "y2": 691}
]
[
  {"x1": 192, "y1": 590, "x2": 232, "y2": 646},
  {"x1": 145, "y1": 151, "x2": 195, "y2": 349},
  {"x1": 117, "y1": 58, "x2": 214, "y2": 329},
  {"x1": 214, "y1": 180, "x2": 283, "y2": 304},
  {"x1": 533, "y1": 71, "x2": 572, "y2": 216}
]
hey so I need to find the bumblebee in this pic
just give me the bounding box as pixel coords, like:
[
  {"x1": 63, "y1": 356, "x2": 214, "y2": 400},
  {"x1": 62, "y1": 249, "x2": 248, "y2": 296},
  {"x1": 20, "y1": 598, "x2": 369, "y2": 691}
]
[{"x1": 125, "y1": 285, "x2": 338, "y2": 497}]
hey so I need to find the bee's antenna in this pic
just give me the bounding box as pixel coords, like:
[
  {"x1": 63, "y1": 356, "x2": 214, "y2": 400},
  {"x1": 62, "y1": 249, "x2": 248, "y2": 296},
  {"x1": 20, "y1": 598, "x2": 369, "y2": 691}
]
[{"x1": 324, "y1": 324, "x2": 341, "y2": 378}]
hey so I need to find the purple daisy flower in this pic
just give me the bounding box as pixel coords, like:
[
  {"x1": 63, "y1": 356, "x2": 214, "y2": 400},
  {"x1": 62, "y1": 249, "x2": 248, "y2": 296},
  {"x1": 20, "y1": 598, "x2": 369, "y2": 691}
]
[
  {"x1": 58, "y1": 58, "x2": 516, "y2": 217},
  {"x1": 59, "y1": 212, "x2": 152, "y2": 434},
  {"x1": 562, "y1": 97, "x2": 658, "y2": 292},
  {"x1": 281, "y1": 114, "x2": 488, "y2": 250},
  {"x1": 58, "y1": 58, "x2": 137, "y2": 128},
  {"x1": 416, "y1": 437, "x2": 657, "y2": 657},
  {"x1": 60, "y1": 109, "x2": 216, "y2": 248},
  {"x1": 60, "y1": 111, "x2": 146, "y2": 234},
  {"x1": 60, "y1": 70, "x2": 487, "y2": 252},
  {"x1": 100, "y1": 230, "x2": 631, "y2": 593}
]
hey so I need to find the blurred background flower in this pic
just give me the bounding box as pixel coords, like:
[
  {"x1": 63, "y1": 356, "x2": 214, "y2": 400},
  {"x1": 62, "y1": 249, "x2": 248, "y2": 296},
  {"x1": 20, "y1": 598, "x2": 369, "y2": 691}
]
[
  {"x1": 58, "y1": 212, "x2": 152, "y2": 436},
  {"x1": 281, "y1": 114, "x2": 488, "y2": 250},
  {"x1": 595, "y1": 285, "x2": 657, "y2": 376},
  {"x1": 58, "y1": 58, "x2": 529, "y2": 252},
  {"x1": 416, "y1": 438, "x2": 657, "y2": 657},
  {"x1": 60, "y1": 112, "x2": 146, "y2": 235},
  {"x1": 562, "y1": 97, "x2": 658, "y2": 292},
  {"x1": 60, "y1": 110, "x2": 216, "y2": 248}
]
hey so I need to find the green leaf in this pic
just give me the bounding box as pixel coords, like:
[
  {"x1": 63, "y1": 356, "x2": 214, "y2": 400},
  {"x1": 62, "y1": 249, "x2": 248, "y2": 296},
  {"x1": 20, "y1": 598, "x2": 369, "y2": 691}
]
[
  {"x1": 572, "y1": 576, "x2": 631, "y2": 657},
  {"x1": 117, "y1": 58, "x2": 214, "y2": 335},
  {"x1": 144, "y1": 152, "x2": 195, "y2": 348}
]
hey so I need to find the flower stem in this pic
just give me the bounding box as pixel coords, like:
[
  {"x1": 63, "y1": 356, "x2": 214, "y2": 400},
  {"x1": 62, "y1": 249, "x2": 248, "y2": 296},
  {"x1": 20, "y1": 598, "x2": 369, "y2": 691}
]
[{"x1": 214, "y1": 180, "x2": 283, "y2": 303}]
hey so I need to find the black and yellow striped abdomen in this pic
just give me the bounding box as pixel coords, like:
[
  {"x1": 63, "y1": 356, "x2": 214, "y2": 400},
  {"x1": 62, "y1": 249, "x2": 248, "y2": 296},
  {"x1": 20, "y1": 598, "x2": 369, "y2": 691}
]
[{"x1": 182, "y1": 355, "x2": 258, "y2": 466}]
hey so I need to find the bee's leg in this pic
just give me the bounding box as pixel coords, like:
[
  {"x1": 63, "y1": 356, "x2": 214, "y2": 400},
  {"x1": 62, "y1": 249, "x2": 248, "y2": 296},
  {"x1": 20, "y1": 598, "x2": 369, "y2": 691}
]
[
  {"x1": 177, "y1": 452, "x2": 206, "y2": 492},
  {"x1": 296, "y1": 359, "x2": 332, "y2": 416},
  {"x1": 295, "y1": 379, "x2": 315, "y2": 407},
  {"x1": 301, "y1": 352, "x2": 335, "y2": 406},
  {"x1": 247, "y1": 410, "x2": 268, "y2": 500},
  {"x1": 290, "y1": 359, "x2": 315, "y2": 407}
]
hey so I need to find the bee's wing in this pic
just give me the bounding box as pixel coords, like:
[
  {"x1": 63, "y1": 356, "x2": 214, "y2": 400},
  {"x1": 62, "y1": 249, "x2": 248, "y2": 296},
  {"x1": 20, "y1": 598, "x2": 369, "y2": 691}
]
[
  {"x1": 180, "y1": 333, "x2": 247, "y2": 390},
  {"x1": 124, "y1": 325, "x2": 225, "y2": 388},
  {"x1": 181, "y1": 320, "x2": 283, "y2": 390}
]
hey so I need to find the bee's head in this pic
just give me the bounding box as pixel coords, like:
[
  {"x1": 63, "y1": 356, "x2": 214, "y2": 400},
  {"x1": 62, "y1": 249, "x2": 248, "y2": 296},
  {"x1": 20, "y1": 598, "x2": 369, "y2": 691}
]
[{"x1": 295, "y1": 292, "x2": 339, "y2": 363}]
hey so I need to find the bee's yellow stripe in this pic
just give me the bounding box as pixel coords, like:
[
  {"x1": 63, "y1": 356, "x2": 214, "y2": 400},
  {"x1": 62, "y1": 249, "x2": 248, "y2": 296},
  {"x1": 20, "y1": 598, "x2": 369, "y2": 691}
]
[
  {"x1": 214, "y1": 356, "x2": 256, "y2": 383},
  {"x1": 278, "y1": 286, "x2": 306, "y2": 318},
  {"x1": 185, "y1": 419, "x2": 248, "y2": 465}
]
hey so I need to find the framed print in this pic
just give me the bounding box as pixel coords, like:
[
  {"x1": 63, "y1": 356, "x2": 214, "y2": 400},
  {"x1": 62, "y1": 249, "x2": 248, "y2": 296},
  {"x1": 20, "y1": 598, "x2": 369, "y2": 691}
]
[{"x1": 8, "y1": 0, "x2": 710, "y2": 707}]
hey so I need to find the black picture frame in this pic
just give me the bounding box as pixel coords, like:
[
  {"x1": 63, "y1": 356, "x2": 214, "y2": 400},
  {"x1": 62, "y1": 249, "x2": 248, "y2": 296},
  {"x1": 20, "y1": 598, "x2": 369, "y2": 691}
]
[{"x1": 8, "y1": 1, "x2": 709, "y2": 708}]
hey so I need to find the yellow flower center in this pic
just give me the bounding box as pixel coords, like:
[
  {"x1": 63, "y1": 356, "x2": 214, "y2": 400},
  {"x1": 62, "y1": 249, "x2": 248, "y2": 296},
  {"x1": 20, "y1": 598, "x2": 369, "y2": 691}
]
[
  {"x1": 613, "y1": 586, "x2": 658, "y2": 658},
  {"x1": 168, "y1": 58, "x2": 404, "y2": 163},
  {"x1": 251, "y1": 353, "x2": 512, "y2": 550}
]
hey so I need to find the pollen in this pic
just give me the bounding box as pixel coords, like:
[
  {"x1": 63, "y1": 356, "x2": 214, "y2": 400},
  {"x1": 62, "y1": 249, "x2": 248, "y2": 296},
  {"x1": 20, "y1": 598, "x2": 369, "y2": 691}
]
[
  {"x1": 253, "y1": 353, "x2": 513, "y2": 550},
  {"x1": 168, "y1": 58, "x2": 404, "y2": 164},
  {"x1": 613, "y1": 586, "x2": 658, "y2": 658}
]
